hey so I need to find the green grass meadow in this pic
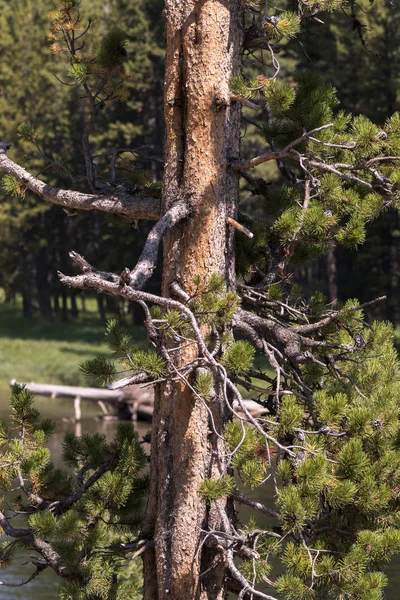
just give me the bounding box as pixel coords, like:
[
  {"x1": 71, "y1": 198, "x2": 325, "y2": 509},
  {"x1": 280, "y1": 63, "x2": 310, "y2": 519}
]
[{"x1": 0, "y1": 297, "x2": 147, "y2": 395}]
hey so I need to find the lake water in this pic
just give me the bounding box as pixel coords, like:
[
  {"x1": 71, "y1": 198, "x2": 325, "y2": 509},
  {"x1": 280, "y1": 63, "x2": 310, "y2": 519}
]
[
  {"x1": 0, "y1": 390, "x2": 399, "y2": 599},
  {"x1": 0, "y1": 390, "x2": 149, "y2": 599}
]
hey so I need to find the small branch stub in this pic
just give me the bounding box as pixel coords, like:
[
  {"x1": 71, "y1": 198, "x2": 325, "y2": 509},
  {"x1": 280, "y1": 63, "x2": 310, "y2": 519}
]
[{"x1": 227, "y1": 217, "x2": 254, "y2": 239}]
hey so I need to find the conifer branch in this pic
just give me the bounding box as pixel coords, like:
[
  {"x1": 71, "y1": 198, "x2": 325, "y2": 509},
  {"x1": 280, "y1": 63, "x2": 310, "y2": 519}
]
[
  {"x1": 0, "y1": 511, "x2": 68, "y2": 579},
  {"x1": 0, "y1": 511, "x2": 31, "y2": 538},
  {"x1": 294, "y1": 295, "x2": 387, "y2": 334},
  {"x1": 0, "y1": 145, "x2": 160, "y2": 220},
  {"x1": 233, "y1": 124, "x2": 333, "y2": 170},
  {"x1": 48, "y1": 456, "x2": 117, "y2": 517},
  {"x1": 0, "y1": 563, "x2": 48, "y2": 587}
]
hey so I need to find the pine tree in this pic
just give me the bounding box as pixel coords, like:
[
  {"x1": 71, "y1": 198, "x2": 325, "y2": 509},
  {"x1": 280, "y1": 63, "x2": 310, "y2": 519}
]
[
  {"x1": 286, "y1": 0, "x2": 400, "y2": 317},
  {"x1": 0, "y1": 1, "x2": 400, "y2": 599},
  {"x1": 0, "y1": 0, "x2": 164, "y2": 319},
  {"x1": 0, "y1": 384, "x2": 146, "y2": 599}
]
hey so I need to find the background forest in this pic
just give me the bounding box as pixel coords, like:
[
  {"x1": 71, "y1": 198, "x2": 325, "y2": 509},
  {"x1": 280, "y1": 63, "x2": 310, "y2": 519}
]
[{"x1": 0, "y1": 0, "x2": 399, "y2": 328}]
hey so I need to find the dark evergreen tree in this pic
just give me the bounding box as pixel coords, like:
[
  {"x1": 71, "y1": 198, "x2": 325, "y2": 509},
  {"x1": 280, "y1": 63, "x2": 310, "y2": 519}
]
[
  {"x1": 286, "y1": 0, "x2": 400, "y2": 318},
  {"x1": 0, "y1": 0, "x2": 164, "y2": 320}
]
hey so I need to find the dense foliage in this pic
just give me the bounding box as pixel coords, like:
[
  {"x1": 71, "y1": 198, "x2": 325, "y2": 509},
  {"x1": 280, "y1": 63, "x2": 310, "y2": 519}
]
[{"x1": 0, "y1": 384, "x2": 146, "y2": 599}]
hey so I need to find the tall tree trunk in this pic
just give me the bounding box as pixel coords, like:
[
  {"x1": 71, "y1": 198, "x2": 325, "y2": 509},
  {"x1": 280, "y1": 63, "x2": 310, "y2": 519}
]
[
  {"x1": 142, "y1": 2, "x2": 243, "y2": 599},
  {"x1": 327, "y1": 242, "x2": 338, "y2": 305},
  {"x1": 53, "y1": 293, "x2": 60, "y2": 315},
  {"x1": 97, "y1": 295, "x2": 106, "y2": 324},
  {"x1": 80, "y1": 292, "x2": 86, "y2": 313},
  {"x1": 70, "y1": 290, "x2": 79, "y2": 317},
  {"x1": 35, "y1": 248, "x2": 54, "y2": 321},
  {"x1": 61, "y1": 289, "x2": 69, "y2": 322},
  {"x1": 22, "y1": 289, "x2": 33, "y2": 319}
]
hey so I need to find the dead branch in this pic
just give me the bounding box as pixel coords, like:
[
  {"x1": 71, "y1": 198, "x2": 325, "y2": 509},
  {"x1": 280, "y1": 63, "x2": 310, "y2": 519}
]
[
  {"x1": 232, "y1": 490, "x2": 278, "y2": 518},
  {"x1": 0, "y1": 145, "x2": 160, "y2": 220},
  {"x1": 227, "y1": 217, "x2": 254, "y2": 239},
  {"x1": 233, "y1": 124, "x2": 333, "y2": 170},
  {"x1": 127, "y1": 199, "x2": 191, "y2": 289},
  {"x1": 0, "y1": 563, "x2": 47, "y2": 587}
]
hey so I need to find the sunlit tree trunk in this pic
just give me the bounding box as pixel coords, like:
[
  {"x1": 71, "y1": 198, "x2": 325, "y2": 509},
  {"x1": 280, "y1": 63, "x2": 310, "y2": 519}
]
[{"x1": 142, "y1": 1, "x2": 244, "y2": 598}]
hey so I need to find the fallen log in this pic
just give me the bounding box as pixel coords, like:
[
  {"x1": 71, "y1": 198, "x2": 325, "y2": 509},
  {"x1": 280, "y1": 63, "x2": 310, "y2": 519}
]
[
  {"x1": 9, "y1": 379, "x2": 124, "y2": 402},
  {"x1": 9, "y1": 380, "x2": 266, "y2": 422},
  {"x1": 9, "y1": 379, "x2": 153, "y2": 422}
]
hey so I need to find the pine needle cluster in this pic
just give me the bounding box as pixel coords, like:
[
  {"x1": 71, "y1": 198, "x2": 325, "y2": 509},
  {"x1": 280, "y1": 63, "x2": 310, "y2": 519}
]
[
  {"x1": 0, "y1": 384, "x2": 148, "y2": 599},
  {"x1": 48, "y1": 1, "x2": 130, "y2": 107}
]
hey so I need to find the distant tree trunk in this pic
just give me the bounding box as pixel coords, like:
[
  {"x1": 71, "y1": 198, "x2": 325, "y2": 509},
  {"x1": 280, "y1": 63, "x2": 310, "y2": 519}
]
[
  {"x1": 35, "y1": 248, "x2": 53, "y2": 321},
  {"x1": 105, "y1": 295, "x2": 121, "y2": 318},
  {"x1": 327, "y1": 243, "x2": 338, "y2": 305},
  {"x1": 97, "y1": 295, "x2": 106, "y2": 324},
  {"x1": 80, "y1": 293, "x2": 86, "y2": 313},
  {"x1": 130, "y1": 302, "x2": 144, "y2": 326},
  {"x1": 5, "y1": 289, "x2": 15, "y2": 303},
  {"x1": 22, "y1": 289, "x2": 33, "y2": 319},
  {"x1": 53, "y1": 293, "x2": 60, "y2": 314},
  {"x1": 61, "y1": 289, "x2": 69, "y2": 322},
  {"x1": 19, "y1": 247, "x2": 34, "y2": 318},
  {"x1": 118, "y1": 298, "x2": 126, "y2": 325},
  {"x1": 142, "y1": 2, "x2": 244, "y2": 598},
  {"x1": 70, "y1": 290, "x2": 79, "y2": 317}
]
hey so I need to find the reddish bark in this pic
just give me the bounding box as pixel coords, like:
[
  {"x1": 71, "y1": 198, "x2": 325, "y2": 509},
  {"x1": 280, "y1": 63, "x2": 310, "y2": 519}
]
[{"x1": 142, "y1": 2, "x2": 244, "y2": 598}]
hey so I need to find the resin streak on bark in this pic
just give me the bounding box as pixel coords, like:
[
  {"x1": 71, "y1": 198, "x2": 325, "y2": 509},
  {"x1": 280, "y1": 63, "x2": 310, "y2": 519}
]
[{"x1": 143, "y1": 2, "x2": 243, "y2": 599}]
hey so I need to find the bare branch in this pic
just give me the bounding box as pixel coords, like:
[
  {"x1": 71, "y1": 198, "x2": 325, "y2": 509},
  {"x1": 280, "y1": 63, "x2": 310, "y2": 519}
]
[
  {"x1": 233, "y1": 149, "x2": 292, "y2": 170},
  {"x1": 230, "y1": 93, "x2": 262, "y2": 110},
  {"x1": 226, "y1": 548, "x2": 279, "y2": 600},
  {"x1": 127, "y1": 199, "x2": 191, "y2": 289},
  {"x1": 108, "y1": 372, "x2": 152, "y2": 390},
  {"x1": 233, "y1": 124, "x2": 333, "y2": 170},
  {"x1": 59, "y1": 254, "x2": 213, "y2": 360},
  {"x1": 0, "y1": 563, "x2": 47, "y2": 587},
  {"x1": 304, "y1": 158, "x2": 376, "y2": 189},
  {"x1": 232, "y1": 490, "x2": 278, "y2": 518},
  {"x1": 0, "y1": 147, "x2": 160, "y2": 220},
  {"x1": 284, "y1": 124, "x2": 333, "y2": 152}
]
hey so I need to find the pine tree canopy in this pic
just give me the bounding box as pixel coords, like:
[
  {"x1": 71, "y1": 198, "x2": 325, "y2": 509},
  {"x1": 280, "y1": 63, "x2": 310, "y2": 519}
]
[{"x1": 0, "y1": 0, "x2": 400, "y2": 598}]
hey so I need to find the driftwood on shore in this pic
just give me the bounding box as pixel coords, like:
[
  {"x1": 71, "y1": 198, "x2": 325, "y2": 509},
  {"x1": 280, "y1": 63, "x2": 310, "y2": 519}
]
[
  {"x1": 9, "y1": 379, "x2": 154, "y2": 421},
  {"x1": 10, "y1": 379, "x2": 267, "y2": 422}
]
